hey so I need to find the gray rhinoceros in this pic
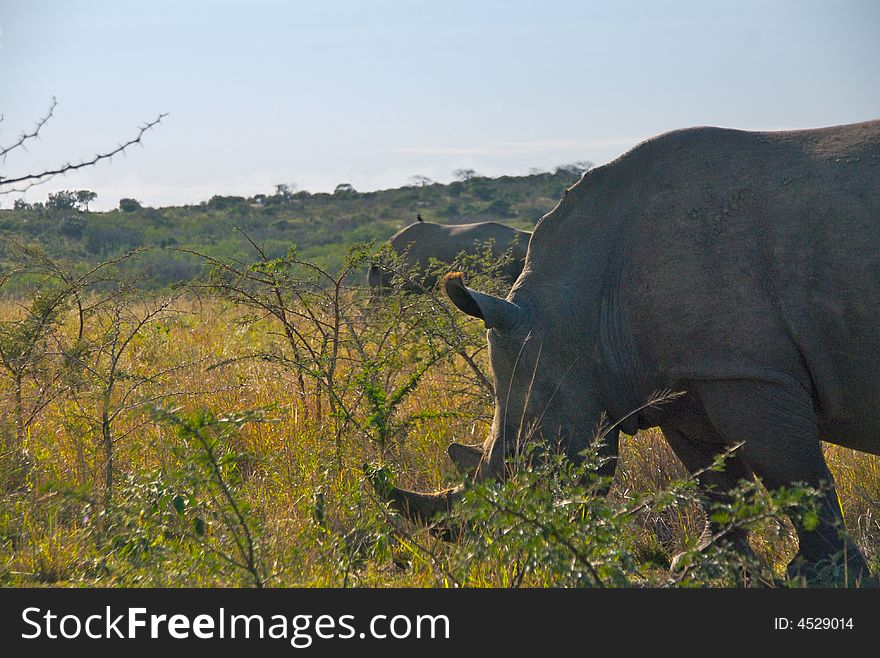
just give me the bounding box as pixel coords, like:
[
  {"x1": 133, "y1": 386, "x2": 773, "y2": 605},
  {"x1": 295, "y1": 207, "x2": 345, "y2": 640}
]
[
  {"x1": 367, "y1": 220, "x2": 530, "y2": 291},
  {"x1": 390, "y1": 120, "x2": 880, "y2": 583}
]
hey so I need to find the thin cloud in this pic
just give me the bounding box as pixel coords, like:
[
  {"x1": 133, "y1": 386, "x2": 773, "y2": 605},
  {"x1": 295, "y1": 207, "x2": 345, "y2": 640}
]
[
  {"x1": 389, "y1": 146, "x2": 510, "y2": 156},
  {"x1": 496, "y1": 137, "x2": 645, "y2": 150},
  {"x1": 390, "y1": 136, "x2": 643, "y2": 156}
]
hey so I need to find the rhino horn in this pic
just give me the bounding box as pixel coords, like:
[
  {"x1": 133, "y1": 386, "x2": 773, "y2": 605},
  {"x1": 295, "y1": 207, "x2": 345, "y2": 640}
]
[
  {"x1": 444, "y1": 272, "x2": 523, "y2": 332},
  {"x1": 386, "y1": 484, "x2": 464, "y2": 524},
  {"x1": 385, "y1": 447, "x2": 504, "y2": 527}
]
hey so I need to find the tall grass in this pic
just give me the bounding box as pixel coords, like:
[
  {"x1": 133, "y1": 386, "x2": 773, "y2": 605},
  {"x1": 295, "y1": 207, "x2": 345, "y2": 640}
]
[{"x1": 0, "y1": 248, "x2": 877, "y2": 587}]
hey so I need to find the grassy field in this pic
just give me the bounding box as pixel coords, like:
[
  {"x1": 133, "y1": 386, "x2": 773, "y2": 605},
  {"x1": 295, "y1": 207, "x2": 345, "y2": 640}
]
[
  {"x1": 1, "y1": 256, "x2": 878, "y2": 587},
  {"x1": 0, "y1": 172, "x2": 877, "y2": 587}
]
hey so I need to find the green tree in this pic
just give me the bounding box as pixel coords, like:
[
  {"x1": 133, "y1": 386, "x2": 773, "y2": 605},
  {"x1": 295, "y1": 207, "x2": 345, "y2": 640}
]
[
  {"x1": 453, "y1": 168, "x2": 478, "y2": 182},
  {"x1": 119, "y1": 197, "x2": 142, "y2": 212},
  {"x1": 207, "y1": 195, "x2": 246, "y2": 210},
  {"x1": 408, "y1": 175, "x2": 434, "y2": 187},
  {"x1": 75, "y1": 189, "x2": 97, "y2": 211},
  {"x1": 47, "y1": 190, "x2": 77, "y2": 210},
  {"x1": 274, "y1": 183, "x2": 296, "y2": 204}
]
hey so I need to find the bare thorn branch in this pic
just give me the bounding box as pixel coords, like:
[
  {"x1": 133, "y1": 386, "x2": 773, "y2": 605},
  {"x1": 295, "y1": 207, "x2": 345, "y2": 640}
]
[
  {"x1": 0, "y1": 97, "x2": 57, "y2": 160},
  {"x1": 0, "y1": 109, "x2": 167, "y2": 193}
]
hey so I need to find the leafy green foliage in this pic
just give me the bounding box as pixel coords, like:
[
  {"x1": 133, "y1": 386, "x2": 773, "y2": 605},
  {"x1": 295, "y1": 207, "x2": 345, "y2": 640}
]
[
  {"x1": 143, "y1": 406, "x2": 268, "y2": 586},
  {"x1": 1, "y1": 169, "x2": 579, "y2": 288},
  {"x1": 359, "y1": 352, "x2": 444, "y2": 451},
  {"x1": 118, "y1": 198, "x2": 142, "y2": 212},
  {"x1": 443, "y1": 445, "x2": 825, "y2": 588}
]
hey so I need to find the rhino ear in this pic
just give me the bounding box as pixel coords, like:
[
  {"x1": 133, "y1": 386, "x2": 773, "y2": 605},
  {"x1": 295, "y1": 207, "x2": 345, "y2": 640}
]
[{"x1": 444, "y1": 272, "x2": 523, "y2": 332}]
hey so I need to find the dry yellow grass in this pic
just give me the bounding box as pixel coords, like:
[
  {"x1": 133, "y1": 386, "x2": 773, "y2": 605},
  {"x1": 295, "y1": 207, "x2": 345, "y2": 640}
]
[{"x1": 1, "y1": 295, "x2": 877, "y2": 586}]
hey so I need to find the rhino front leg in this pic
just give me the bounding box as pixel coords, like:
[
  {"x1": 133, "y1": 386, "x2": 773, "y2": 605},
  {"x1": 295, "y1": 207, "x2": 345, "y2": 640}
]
[{"x1": 697, "y1": 378, "x2": 871, "y2": 586}]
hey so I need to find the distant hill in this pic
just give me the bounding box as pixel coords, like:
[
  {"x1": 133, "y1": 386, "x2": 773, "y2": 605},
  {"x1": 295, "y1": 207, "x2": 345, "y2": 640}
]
[{"x1": 0, "y1": 168, "x2": 584, "y2": 289}]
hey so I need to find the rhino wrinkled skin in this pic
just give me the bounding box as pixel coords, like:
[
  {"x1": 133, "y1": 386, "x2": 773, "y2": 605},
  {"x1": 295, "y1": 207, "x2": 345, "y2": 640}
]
[
  {"x1": 368, "y1": 220, "x2": 530, "y2": 291},
  {"x1": 391, "y1": 120, "x2": 880, "y2": 584}
]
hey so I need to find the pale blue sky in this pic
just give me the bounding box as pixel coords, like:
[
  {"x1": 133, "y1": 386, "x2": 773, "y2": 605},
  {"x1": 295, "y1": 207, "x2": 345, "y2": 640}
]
[{"x1": 1, "y1": 0, "x2": 877, "y2": 209}]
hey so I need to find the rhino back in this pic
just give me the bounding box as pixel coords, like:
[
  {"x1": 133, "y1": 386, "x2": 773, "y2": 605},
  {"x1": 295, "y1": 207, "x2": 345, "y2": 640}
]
[
  {"x1": 391, "y1": 221, "x2": 530, "y2": 265},
  {"x1": 520, "y1": 121, "x2": 880, "y2": 451}
]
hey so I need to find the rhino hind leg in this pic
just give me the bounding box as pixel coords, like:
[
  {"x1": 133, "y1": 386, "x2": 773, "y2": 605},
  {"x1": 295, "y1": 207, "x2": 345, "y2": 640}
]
[
  {"x1": 662, "y1": 425, "x2": 759, "y2": 574},
  {"x1": 696, "y1": 378, "x2": 872, "y2": 586}
]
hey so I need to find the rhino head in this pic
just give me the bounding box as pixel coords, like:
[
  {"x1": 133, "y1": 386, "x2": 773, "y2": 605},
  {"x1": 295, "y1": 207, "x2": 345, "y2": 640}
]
[
  {"x1": 387, "y1": 271, "x2": 620, "y2": 522},
  {"x1": 367, "y1": 263, "x2": 394, "y2": 290}
]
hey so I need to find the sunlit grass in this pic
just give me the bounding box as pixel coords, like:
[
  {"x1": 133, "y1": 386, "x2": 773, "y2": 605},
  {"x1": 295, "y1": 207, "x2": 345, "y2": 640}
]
[{"x1": 1, "y1": 296, "x2": 877, "y2": 586}]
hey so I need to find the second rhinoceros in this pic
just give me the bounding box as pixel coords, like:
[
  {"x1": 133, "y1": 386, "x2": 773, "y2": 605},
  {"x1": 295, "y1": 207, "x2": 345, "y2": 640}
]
[
  {"x1": 368, "y1": 220, "x2": 530, "y2": 292},
  {"x1": 390, "y1": 120, "x2": 880, "y2": 584}
]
